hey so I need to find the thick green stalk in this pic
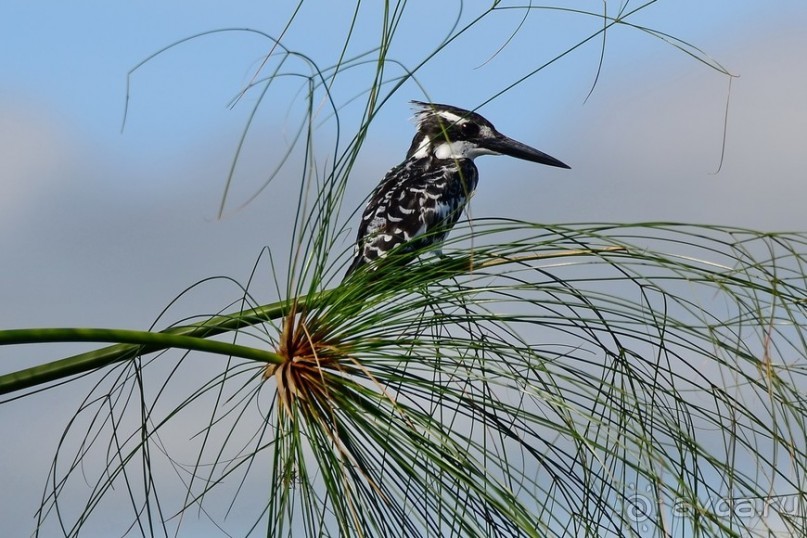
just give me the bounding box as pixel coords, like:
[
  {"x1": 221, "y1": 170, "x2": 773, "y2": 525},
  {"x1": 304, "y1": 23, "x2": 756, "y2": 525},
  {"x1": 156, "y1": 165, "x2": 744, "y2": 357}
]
[{"x1": 0, "y1": 293, "x2": 325, "y2": 394}]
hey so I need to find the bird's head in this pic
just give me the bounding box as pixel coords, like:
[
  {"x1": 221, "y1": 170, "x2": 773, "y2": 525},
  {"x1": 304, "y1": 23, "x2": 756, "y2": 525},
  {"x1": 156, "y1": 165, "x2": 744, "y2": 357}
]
[{"x1": 406, "y1": 101, "x2": 570, "y2": 169}]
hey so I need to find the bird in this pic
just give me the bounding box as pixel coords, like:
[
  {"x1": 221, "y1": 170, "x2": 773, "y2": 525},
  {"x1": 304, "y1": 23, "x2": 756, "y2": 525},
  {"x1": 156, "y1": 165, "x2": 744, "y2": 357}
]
[{"x1": 343, "y1": 101, "x2": 570, "y2": 280}]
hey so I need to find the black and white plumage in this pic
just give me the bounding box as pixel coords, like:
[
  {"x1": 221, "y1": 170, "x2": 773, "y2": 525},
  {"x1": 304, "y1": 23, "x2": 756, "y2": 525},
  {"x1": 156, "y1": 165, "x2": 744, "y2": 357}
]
[{"x1": 344, "y1": 101, "x2": 570, "y2": 279}]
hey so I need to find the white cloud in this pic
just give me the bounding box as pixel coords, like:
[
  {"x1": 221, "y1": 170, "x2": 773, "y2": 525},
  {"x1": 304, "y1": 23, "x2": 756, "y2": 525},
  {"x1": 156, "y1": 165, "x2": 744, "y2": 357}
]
[
  {"x1": 0, "y1": 101, "x2": 79, "y2": 228},
  {"x1": 492, "y1": 22, "x2": 807, "y2": 230}
]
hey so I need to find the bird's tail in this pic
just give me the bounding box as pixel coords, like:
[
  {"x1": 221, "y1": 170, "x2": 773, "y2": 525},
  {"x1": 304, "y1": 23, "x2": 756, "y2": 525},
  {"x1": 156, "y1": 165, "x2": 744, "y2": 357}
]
[{"x1": 342, "y1": 255, "x2": 365, "y2": 282}]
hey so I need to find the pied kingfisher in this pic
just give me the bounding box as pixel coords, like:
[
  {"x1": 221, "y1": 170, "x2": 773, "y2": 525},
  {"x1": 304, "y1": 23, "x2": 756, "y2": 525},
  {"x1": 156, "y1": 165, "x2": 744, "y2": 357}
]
[{"x1": 344, "y1": 101, "x2": 570, "y2": 279}]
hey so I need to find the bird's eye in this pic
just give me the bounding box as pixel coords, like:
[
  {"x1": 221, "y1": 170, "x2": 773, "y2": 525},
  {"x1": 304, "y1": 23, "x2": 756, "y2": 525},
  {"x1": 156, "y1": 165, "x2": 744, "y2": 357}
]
[{"x1": 460, "y1": 122, "x2": 479, "y2": 137}]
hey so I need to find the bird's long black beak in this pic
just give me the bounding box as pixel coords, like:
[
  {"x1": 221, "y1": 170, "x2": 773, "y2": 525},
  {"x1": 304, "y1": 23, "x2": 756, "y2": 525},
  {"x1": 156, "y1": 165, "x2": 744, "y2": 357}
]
[{"x1": 483, "y1": 132, "x2": 570, "y2": 169}]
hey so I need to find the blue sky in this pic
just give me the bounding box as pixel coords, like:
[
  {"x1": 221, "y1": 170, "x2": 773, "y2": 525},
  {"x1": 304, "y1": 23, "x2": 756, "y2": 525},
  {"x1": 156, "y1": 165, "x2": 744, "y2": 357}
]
[{"x1": 2, "y1": 1, "x2": 806, "y2": 536}]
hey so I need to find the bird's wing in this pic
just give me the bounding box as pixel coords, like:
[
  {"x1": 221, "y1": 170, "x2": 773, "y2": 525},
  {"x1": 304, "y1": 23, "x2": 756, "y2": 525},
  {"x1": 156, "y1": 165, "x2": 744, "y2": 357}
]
[
  {"x1": 345, "y1": 159, "x2": 476, "y2": 277},
  {"x1": 355, "y1": 162, "x2": 432, "y2": 259}
]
